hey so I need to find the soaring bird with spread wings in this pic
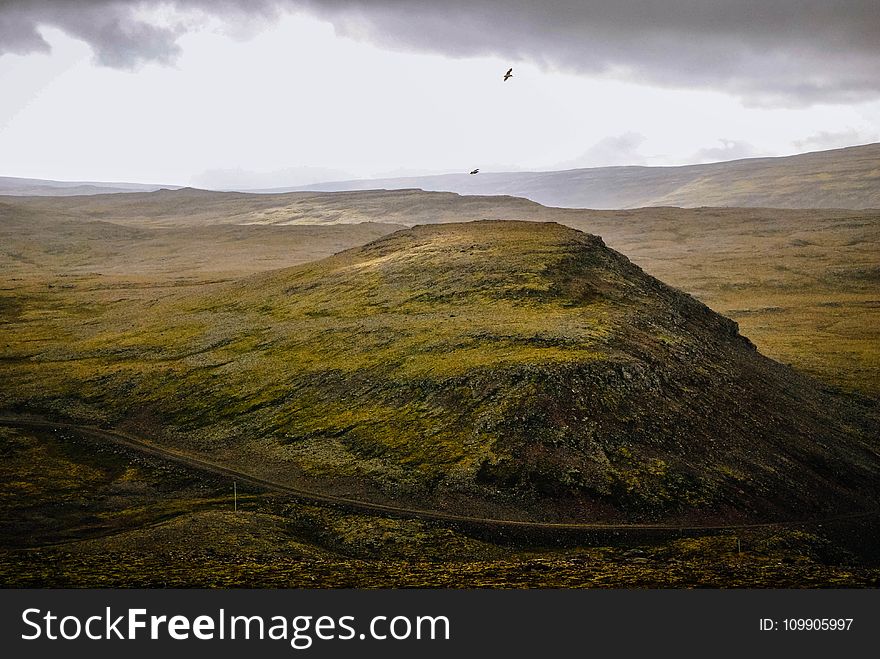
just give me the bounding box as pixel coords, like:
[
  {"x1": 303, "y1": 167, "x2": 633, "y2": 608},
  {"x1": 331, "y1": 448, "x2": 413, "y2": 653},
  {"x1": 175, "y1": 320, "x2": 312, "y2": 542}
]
[{"x1": 503, "y1": 68, "x2": 513, "y2": 81}]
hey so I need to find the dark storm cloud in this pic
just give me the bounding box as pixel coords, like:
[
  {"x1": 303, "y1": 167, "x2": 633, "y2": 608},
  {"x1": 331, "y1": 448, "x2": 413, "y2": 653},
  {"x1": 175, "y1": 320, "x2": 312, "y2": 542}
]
[
  {"x1": 0, "y1": 0, "x2": 280, "y2": 67},
  {"x1": 1, "y1": 1, "x2": 878, "y2": 105}
]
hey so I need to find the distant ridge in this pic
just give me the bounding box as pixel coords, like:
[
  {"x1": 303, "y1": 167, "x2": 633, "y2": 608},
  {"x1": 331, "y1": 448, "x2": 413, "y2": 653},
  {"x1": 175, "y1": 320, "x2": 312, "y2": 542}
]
[
  {"x1": 4, "y1": 143, "x2": 878, "y2": 209},
  {"x1": 273, "y1": 143, "x2": 880, "y2": 210},
  {"x1": 0, "y1": 176, "x2": 180, "y2": 197}
]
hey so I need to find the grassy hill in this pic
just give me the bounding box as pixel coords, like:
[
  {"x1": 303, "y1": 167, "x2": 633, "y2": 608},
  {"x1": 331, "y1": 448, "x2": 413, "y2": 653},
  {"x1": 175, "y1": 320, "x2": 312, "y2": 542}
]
[
  {"x1": 4, "y1": 189, "x2": 877, "y2": 396},
  {"x1": 4, "y1": 221, "x2": 878, "y2": 524},
  {"x1": 285, "y1": 143, "x2": 880, "y2": 209},
  {"x1": 1, "y1": 187, "x2": 547, "y2": 227},
  {"x1": 0, "y1": 205, "x2": 402, "y2": 282}
]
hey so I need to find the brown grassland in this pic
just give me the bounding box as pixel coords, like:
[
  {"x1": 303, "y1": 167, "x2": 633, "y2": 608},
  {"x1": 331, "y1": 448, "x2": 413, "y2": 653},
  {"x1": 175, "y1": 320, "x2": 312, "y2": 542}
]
[{"x1": 0, "y1": 189, "x2": 878, "y2": 587}]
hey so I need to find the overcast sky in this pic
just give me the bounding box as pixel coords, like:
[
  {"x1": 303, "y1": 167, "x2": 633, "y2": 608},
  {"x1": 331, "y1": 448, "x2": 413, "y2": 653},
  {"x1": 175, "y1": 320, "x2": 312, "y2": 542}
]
[{"x1": 1, "y1": 0, "x2": 878, "y2": 187}]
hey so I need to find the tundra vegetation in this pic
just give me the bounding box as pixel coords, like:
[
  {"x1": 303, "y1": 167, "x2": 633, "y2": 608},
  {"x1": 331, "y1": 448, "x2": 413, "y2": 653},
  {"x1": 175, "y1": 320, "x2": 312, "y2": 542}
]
[{"x1": 1, "y1": 189, "x2": 878, "y2": 587}]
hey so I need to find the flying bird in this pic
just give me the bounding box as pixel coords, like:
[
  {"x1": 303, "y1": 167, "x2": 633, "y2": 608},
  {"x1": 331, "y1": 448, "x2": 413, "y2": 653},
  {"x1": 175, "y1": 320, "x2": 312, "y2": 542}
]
[
  {"x1": 503, "y1": 68, "x2": 513, "y2": 81},
  {"x1": 469, "y1": 169, "x2": 479, "y2": 175}
]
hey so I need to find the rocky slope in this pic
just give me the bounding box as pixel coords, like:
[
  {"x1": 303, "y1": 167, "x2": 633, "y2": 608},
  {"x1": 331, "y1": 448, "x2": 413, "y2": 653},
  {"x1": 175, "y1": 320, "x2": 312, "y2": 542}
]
[{"x1": 4, "y1": 221, "x2": 879, "y2": 523}]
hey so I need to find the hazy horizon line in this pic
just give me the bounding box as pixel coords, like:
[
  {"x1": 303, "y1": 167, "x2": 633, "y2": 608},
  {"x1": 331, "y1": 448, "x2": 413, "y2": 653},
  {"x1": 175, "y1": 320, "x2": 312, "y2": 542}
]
[{"x1": 2, "y1": 140, "x2": 876, "y2": 191}]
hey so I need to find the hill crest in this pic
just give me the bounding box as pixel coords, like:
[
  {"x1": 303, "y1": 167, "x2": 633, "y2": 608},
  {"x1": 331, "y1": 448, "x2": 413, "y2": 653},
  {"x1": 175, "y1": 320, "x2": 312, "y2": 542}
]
[{"x1": 4, "y1": 221, "x2": 879, "y2": 524}]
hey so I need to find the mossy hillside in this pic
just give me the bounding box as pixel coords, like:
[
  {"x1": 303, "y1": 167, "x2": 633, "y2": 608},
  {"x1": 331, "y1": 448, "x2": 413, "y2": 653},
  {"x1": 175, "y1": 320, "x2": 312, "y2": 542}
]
[
  {"x1": 3, "y1": 221, "x2": 880, "y2": 523},
  {"x1": 6, "y1": 191, "x2": 879, "y2": 397},
  {"x1": 4, "y1": 423, "x2": 879, "y2": 589}
]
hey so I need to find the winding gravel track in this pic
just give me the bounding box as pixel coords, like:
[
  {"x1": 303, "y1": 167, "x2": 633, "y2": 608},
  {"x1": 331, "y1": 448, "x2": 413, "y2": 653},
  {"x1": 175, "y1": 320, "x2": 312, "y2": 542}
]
[{"x1": 1, "y1": 414, "x2": 875, "y2": 534}]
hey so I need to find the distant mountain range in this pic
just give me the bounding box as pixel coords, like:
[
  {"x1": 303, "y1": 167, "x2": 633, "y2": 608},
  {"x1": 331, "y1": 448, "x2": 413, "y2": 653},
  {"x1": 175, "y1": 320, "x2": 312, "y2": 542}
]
[
  {"x1": 276, "y1": 143, "x2": 880, "y2": 209},
  {"x1": 2, "y1": 143, "x2": 878, "y2": 208},
  {"x1": 0, "y1": 176, "x2": 179, "y2": 197}
]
